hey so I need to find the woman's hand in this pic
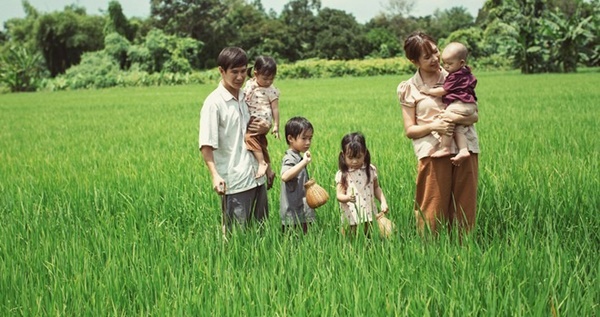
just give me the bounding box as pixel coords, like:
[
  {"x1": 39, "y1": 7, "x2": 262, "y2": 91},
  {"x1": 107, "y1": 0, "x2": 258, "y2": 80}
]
[
  {"x1": 438, "y1": 109, "x2": 461, "y2": 122},
  {"x1": 429, "y1": 119, "x2": 455, "y2": 136}
]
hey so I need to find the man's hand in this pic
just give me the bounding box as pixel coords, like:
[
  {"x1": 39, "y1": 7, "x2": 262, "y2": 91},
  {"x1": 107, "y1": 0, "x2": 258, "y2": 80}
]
[
  {"x1": 248, "y1": 117, "x2": 270, "y2": 136},
  {"x1": 212, "y1": 177, "x2": 226, "y2": 195}
]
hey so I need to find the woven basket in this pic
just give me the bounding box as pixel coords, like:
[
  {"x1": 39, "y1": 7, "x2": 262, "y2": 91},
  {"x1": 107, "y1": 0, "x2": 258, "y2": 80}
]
[
  {"x1": 376, "y1": 212, "x2": 395, "y2": 238},
  {"x1": 304, "y1": 178, "x2": 329, "y2": 209}
]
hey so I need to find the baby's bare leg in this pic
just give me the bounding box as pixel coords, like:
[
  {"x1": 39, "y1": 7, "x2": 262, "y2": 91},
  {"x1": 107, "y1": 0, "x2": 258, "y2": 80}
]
[
  {"x1": 451, "y1": 127, "x2": 470, "y2": 165},
  {"x1": 431, "y1": 133, "x2": 453, "y2": 157},
  {"x1": 253, "y1": 150, "x2": 268, "y2": 178}
]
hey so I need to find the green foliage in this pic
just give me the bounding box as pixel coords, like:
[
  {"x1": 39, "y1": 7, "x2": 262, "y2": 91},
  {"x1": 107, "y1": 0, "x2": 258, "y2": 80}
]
[
  {"x1": 104, "y1": 32, "x2": 130, "y2": 69},
  {"x1": 150, "y1": 0, "x2": 226, "y2": 69},
  {"x1": 540, "y1": 8, "x2": 594, "y2": 72},
  {"x1": 35, "y1": 7, "x2": 105, "y2": 76},
  {"x1": 427, "y1": 6, "x2": 475, "y2": 40},
  {"x1": 277, "y1": 57, "x2": 414, "y2": 79},
  {"x1": 439, "y1": 27, "x2": 484, "y2": 59},
  {"x1": 106, "y1": 0, "x2": 135, "y2": 41},
  {"x1": 0, "y1": 46, "x2": 47, "y2": 92},
  {"x1": 1, "y1": 72, "x2": 599, "y2": 315},
  {"x1": 141, "y1": 28, "x2": 201, "y2": 74},
  {"x1": 52, "y1": 51, "x2": 121, "y2": 89},
  {"x1": 365, "y1": 28, "x2": 403, "y2": 58},
  {"x1": 279, "y1": 0, "x2": 322, "y2": 61},
  {"x1": 480, "y1": 0, "x2": 597, "y2": 73},
  {"x1": 3, "y1": 0, "x2": 598, "y2": 94},
  {"x1": 312, "y1": 8, "x2": 368, "y2": 60}
]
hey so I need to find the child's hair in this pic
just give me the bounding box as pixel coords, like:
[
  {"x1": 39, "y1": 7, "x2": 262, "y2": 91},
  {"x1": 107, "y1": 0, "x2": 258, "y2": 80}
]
[
  {"x1": 284, "y1": 117, "x2": 313, "y2": 145},
  {"x1": 338, "y1": 132, "x2": 371, "y2": 190},
  {"x1": 217, "y1": 47, "x2": 248, "y2": 71},
  {"x1": 446, "y1": 42, "x2": 469, "y2": 61},
  {"x1": 248, "y1": 55, "x2": 277, "y2": 77}
]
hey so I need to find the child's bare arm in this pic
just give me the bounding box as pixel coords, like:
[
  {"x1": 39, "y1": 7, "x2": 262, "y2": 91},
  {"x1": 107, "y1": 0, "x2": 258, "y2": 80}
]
[
  {"x1": 271, "y1": 99, "x2": 280, "y2": 139},
  {"x1": 373, "y1": 179, "x2": 388, "y2": 213},
  {"x1": 281, "y1": 151, "x2": 311, "y2": 182},
  {"x1": 420, "y1": 86, "x2": 447, "y2": 97},
  {"x1": 336, "y1": 183, "x2": 355, "y2": 204}
]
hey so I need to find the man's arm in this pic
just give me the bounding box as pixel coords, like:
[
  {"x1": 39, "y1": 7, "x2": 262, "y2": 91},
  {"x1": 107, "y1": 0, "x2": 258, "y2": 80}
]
[{"x1": 201, "y1": 145, "x2": 226, "y2": 195}]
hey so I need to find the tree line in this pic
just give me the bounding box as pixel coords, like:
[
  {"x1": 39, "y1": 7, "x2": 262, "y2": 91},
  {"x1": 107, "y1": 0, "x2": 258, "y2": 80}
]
[{"x1": 0, "y1": 0, "x2": 598, "y2": 92}]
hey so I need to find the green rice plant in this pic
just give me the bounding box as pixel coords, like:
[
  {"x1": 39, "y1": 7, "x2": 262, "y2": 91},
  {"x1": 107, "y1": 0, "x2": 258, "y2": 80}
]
[{"x1": 0, "y1": 69, "x2": 598, "y2": 316}]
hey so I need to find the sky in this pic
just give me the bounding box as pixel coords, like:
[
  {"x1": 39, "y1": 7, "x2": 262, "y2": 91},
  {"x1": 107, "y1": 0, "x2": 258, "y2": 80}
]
[{"x1": 1, "y1": 0, "x2": 487, "y2": 29}]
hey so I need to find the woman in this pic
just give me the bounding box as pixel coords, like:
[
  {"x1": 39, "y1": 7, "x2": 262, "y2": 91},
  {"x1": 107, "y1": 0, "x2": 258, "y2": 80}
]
[{"x1": 397, "y1": 32, "x2": 480, "y2": 235}]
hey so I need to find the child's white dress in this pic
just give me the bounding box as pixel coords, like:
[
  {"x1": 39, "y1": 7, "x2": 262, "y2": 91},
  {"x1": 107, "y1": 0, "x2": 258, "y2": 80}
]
[{"x1": 335, "y1": 164, "x2": 378, "y2": 225}]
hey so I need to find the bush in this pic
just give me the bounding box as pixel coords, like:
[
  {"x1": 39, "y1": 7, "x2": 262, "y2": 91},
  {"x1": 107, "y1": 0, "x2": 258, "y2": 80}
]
[
  {"x1": 0, "y1": 46, "x2": 48, "y2": 92},
  {"x1": 277, "y1": 57, "x2": 414, "y2": 79}
]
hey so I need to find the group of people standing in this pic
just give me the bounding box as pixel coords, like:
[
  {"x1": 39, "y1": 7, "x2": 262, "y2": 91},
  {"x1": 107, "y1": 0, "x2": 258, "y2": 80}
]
[{"x1": 199, "y1": 31, "x2": 480, "y2": 238}]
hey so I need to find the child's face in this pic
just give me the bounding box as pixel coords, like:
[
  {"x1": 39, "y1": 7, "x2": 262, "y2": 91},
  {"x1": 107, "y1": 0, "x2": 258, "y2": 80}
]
[
  {"x1": 255, "y1": 72, "x2": 275, "y2": 88},
  {"x1": 344, "y1": 150, "x2": 365, "y2": 170},
  {"x1": 288, "y1": 130, "x2": 313, "y2": 153},
  {"x1": 441, "y1": 50, "x2": 464, "y2": 73}
]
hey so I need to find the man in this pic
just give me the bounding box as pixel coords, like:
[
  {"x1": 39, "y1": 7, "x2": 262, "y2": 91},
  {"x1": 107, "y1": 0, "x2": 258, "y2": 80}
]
[{"x1": 199, "y1": 47, "x2": 271, "y2": 233}]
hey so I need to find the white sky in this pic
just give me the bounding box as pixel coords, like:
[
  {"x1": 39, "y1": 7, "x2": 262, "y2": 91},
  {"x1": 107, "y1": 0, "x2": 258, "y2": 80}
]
[{"x1": 1, "y1": 0, "x2": 486, "y2": 29}]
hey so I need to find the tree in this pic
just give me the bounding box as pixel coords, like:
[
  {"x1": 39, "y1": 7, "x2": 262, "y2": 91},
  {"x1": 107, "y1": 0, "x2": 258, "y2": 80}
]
[
  {"x1": 128, "y1": 28, "x2": 202, "y2": 73},
  {"x1": 150, "y1": 0, "x2": 226, "y2": 69},
  {"x1": 312, "y1": 8, "x2": 368, "y2": 60},
  {"x1": 429, "y1": 7, "x2": 475, "y2": 40},
  {"x1": 0, "y1": 46, "x2": 47, "y2": 92},
  {"x1": 383, "y1": 0, "x2": 415, "y2": 17},
  {"x1": 104, "y1": 32, "x2": 130, "y2": 69},
  {"x1": 35, "y1": 6, "x2": 105, "y2": 76},
  {"x1": 366, "y1": 14, "x2": 418, "y2": 51},
  {"x1": 540, "y1": 7, "x2": 594, "y2": 72},
  {"x1": 279, "y1": 0, "x2": 321, "y2": 61},
  {"x1": 106, "y1": 0, "x2": 135, "y2": 41},
  {"x1": 479, "y1": 0, "x2": 597, "y2": 73},
  {"x1": 2, "y1": 1, "x2": 40, "y2": 52},
  {"x1": 219, "y1": 0, "x2": 273, "y2": 60},
  {"x1": 365, "y1": 27, "x2": 402, "y2": 58}
]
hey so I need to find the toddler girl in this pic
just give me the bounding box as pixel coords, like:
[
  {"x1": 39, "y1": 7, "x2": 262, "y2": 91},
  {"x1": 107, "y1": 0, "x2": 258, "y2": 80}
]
[
  {"x1": 243, "y1": 55, "x2": 280, "y2": 182},
  {"x1": 335, "y1": 132, "x2": 388, "y2": 236}
]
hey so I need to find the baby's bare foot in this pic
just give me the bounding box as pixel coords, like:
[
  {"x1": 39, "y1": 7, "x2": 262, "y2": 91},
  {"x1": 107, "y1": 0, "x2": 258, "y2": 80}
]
[
  {"x1": 431, "y1": 148, "x2": 452, "y2": 158},
  {"x1": 255, "y1": 162, "x2": 268, "y2": 179},
  {"x1": 451, "y1": 150, "x2": 471, "y2": 166}
]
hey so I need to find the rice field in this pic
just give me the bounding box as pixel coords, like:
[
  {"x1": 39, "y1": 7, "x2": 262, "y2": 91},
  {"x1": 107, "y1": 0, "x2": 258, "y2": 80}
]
[{"x1": 0, "y1": 69, "x2": 598, "y2": 316}]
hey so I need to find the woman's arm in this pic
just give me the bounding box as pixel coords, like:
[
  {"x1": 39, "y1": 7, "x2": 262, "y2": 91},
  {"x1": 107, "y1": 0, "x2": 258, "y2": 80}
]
[{"x1": 402, "y1": 106, "x2": 454, "y2": 139}]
